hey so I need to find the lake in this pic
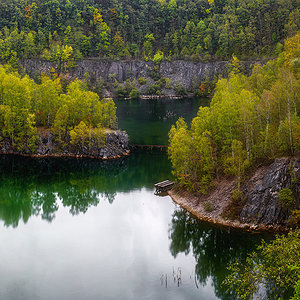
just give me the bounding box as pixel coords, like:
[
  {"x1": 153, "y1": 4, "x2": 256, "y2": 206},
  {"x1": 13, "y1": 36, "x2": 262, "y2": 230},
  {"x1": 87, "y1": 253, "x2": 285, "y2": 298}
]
[{"x1": 0, "y1": 98, "x2": 266, "y2": 300}]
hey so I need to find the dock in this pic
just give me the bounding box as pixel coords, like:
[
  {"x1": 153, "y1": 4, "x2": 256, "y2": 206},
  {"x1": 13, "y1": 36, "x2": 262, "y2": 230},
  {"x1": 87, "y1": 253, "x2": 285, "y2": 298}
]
[{"x1": 154, "y1": 180, "x2": 174, "y2": 194}]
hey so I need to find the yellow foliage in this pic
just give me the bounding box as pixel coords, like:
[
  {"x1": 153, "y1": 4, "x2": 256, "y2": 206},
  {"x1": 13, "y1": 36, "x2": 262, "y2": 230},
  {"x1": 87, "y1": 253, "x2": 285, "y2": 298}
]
[
  {"x1": 284, "y1": 32, "x2": 300, "y2": 67},
  {"x1": 157, "y1": 0, "x2": 166, "y2": 5},
  {"x1": 93, "y1": 9, "x2": 104, "y2": 25}
]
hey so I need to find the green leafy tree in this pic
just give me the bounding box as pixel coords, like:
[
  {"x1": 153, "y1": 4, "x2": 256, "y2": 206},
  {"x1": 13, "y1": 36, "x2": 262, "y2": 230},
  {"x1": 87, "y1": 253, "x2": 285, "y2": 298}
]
[
  {"x1": 153, "y1": 50, "x2": 164, "y2": 64},
  {"x1": 168, "y1": 118, "x2": 194, "y2": 187},
  {"x1": 143, "y1": 33, "x2": 155, "y2": 59},
  {"x1": 42, "y1": 43, "x2": 73, "y2": 73},
  {"x1": 224, "y1": 230, "x2": 300, "y2": 300},
  {"x1": 32, "y1": 76, "x2": 62, "y2": 127},
  {"x1": 224, "y1": 140, "x2": 249, "y2": 191}
]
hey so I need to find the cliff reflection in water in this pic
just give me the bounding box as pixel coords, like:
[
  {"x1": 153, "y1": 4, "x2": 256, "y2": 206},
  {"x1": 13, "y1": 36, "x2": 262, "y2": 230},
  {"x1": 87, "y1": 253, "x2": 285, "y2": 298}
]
[
  {"x1": 0, "y1": 149, "x2": 171, "y2": 227},
  {"x1": 169, "y1": 208, "x2": 267, "y2": 300}
]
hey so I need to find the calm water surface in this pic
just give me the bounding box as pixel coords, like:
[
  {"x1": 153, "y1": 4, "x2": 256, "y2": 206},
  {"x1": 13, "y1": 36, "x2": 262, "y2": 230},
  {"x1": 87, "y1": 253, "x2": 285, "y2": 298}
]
[
  {"x1": 115, "y1": 97, "x2": 208, "y2": 145},
  {"x1": 0, "y1": 99, "x2": 266, "y2": 300}
]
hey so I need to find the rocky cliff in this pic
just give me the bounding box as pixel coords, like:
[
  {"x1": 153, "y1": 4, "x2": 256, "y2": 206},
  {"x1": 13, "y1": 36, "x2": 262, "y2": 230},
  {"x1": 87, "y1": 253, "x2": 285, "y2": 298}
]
[
  {"x1": 21, "y1": 59, "x2": 258, "y2": 96},
  {"x1": 241, "y1": 157, "x2": 300, "y2": 226},
  {"x1": 0, "y1": 130, "x2": 130, "y2": 159}
]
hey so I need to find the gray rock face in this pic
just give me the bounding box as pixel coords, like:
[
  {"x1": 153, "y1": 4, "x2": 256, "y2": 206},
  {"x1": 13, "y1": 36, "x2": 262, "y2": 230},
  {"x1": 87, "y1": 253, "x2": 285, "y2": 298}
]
[
  {"x1": 21, "y1": 59, "x2": 258, "y2": 94},
  {"x1": 159, "y1": 60, "x2": 253, "y2": 89},
  {"x1": 101, "y1": 130, "x2": 130, "y2": 158},
  {"x1": 0, "y1": 130, "x2": 130, "y2": 159},
  {"x1": 241, "y1": 158, "x2": 300, "y2": 225}
]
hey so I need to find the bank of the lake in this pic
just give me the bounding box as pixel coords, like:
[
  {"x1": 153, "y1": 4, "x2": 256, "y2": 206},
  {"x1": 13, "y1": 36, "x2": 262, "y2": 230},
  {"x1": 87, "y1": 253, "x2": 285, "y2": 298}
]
[
  {"x1": 168, "y1": 189, "x2": 287, "y2": 233},
  {"x1": 0, "y1": 130, "x2": 130, "y2": 160},
  {"x1": 168, "y1": 156, "x2": 300, "y2": 232}
]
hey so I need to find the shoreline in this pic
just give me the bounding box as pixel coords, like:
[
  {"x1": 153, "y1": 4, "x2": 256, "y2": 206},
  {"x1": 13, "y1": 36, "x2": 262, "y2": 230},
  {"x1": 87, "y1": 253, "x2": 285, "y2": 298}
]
[
  {"x1": 106, "y1": 94, "x2": 196, "y2": 101},
  {"x1": 168, "y1": 189, "x2": 289, "y2": 233},
  {"x1": 0, "y1": 130, "x2": 130, "y2": 161},
  {"x1": 0, "y1": 150, "x2": 130, "y2": 160}
]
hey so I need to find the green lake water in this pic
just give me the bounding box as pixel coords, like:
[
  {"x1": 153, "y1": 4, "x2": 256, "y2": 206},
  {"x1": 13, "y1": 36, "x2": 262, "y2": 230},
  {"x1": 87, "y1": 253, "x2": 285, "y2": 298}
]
[
  {"x1": 115, "y1": 98, "x2": 208, "y2": 145},
  {"x1": 0, "y1": 98, "x2": 267, "y2": 300}
]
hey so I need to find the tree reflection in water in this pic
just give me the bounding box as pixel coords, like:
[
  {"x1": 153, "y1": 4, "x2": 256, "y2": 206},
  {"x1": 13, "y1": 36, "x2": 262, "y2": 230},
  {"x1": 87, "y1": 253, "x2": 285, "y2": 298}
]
[
  {"x1": 0, "y1": 149, "x2": 171, "y2": 227},
  {"x1": 169, "y1": 208, "x2": 269, "y2": 299}
]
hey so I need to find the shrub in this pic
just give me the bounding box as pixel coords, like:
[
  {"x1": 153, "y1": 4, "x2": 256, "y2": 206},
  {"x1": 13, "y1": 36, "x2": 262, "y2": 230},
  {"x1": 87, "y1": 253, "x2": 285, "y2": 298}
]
[
  {"x1": 165, "y1": 78, "x2": 172, "y2": 89},
  {"x1": 174, "y1": 83, "x2": 187, "y2": 96},
  {"x1": 222, "y1": 189, "x2": 245, "y2": 220},
  {"x1": 145, "y1": 83, "x2": 161, "y2": 95},
  {"x1": 288, "y1": 209, "x2": 300, "y2": 226},
  {"x1": 278, "y1": 188, "x2": 296, "y2": 209},
  {"x1": 138, "y1": 77, "x2": 147, "y2": 85},
  {"x1": 232, "y1": 189, "x2": 245, "y2": 204},
  {"x1": 115, "y1": 84, "x2": 128, "y2": 99},
  {"x1": 203, "y1": 201, "x2": 214, "y2": 212},
  {"x1": 153, "y1": 50, "x2": 164, "y2": 64},
  {"x1": 129, "y1": 88, "x2": 140, "y2": 99},
  {"x1": 147, "y1": 66, "x2": 161, "y2": 81}
]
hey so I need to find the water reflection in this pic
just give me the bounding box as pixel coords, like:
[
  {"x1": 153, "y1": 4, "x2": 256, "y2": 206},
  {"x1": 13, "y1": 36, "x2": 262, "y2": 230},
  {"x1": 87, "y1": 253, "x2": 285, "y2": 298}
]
[
  {"x1": 0, "y1": 152, "x2": 268, "y2": 300},
  {"x1": 0, "y1": 150, "x2": 171, "y2": 227},
  {"x1": 169, "y1": 208, "x2": 268, "y2": 299}
]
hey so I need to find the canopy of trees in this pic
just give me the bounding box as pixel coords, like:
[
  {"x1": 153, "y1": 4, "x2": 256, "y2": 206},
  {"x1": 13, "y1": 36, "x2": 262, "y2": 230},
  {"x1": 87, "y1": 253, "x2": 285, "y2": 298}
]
[
  {"x1": 0, "y1": 65, "x2": 117, "y2": 152},
  {"x1": 0, "y1": 0, "x2": 299, "y2": 63},
  {"x1": 168, "y1": 33, "x2": 300, "y2": 193}
]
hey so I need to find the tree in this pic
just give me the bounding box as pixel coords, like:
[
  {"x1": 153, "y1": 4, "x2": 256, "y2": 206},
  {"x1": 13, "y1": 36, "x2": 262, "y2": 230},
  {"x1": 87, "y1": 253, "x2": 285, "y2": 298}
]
[
  {"x1": 32, "y1": 76, "x2": 62, "y2": 127},
  {"x1": 168, "y1": 34, "x2": 299, "y2": 194},
  {"x1": 224, "y1": 230, "x2": 300, "y2": 300},
  {"x1": 153, "y1": 50, "x2": 164, "y2": 64},
  {"x1": 143, "y1": 33, "x2": 155, "y2": 58},
  {"x1": 70, "y1": 121, "x2": 105, "y2": 154},
  {"x1": 224, "y1": 140, "x2": 249, "y2": 191},
  {"x1": 70, "y1": 120, "x2": 89, "y2": 151},
  {"x1": 3, "y1": 107, "x2": 38, "y2": 152},
  {"x1": 42, "y1": 43, "x2": 73, "y2": 73},
  {"x1": 112, "y1": 31, "x2": 125, "y2": 57},
  {"x1": 168, "y1": 118, "x2": 194, "y2": 187}
]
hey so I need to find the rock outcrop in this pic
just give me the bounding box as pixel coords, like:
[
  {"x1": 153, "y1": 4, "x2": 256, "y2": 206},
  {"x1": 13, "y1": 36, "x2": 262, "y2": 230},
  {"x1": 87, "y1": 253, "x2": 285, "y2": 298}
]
[
  {"x1": 241, "y1": 157, "x2": 300, "y2": 225},
  {"x1": 100, "y1": 130, "x2": 130, "y2": 159},
  {"x1": 0, "y1": 130, "x2": 130, "y2": 159},
  {"x1": 21, "y1": 58, "x2": 259, "y2": 96}
]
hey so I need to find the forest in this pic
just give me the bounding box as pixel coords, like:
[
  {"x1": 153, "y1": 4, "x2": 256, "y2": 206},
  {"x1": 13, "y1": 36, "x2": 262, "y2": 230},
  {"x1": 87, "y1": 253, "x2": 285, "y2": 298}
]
[
  {"x1": 0, "y1": 66, "x2": 117, "y2": 153},
  {"x1": 0, "y1": 0, "x2": 299, "y2": 65}
]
